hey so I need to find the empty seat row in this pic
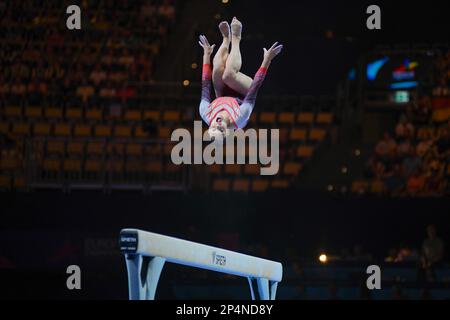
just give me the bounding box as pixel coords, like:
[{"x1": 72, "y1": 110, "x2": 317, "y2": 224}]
[
  {"x1": 1, "y1": 106, "x2": 334, "y2": 125},
  {"x1": 40, "y1": 158, "x2": 183, "y2": 174},
  {"x1": 0, "y1": 107, "x2": 184, "y2": 122},
  {"x1": 0, "y1": 121, "x2": 327, "y2": 141},
  {"x1": 212, "y1": 178, "x2": 291, "y2": 192}
]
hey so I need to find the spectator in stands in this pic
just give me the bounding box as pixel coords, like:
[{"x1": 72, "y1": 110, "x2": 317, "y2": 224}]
[
  {"x1": 394, "y1": 245, "x2": 420, "y2": 263},
  {"x1": 158, "y1": 0, "x2": 176, "y2": 22},
  {"x1": 383, "y1": 163, "x2": 405, "y2": 196},
  {"x1": 416, "y1": 139, "x2": 433, "y2": 158},
  {"x1": 89, "y1": 64, "x2": 107, "y2": 86},
  {"x1": 395, "y1": 115, "x2": 415, "y2": 140},
  {"x1": 403, "y1": 146, "x2": 422, "y2": 177},
  {"x1": 10, "y1": 78, "x2": 26, "y2": 103},
  {"x1": 435, "y1": 127, "x2": 450, "y2": 161},
  {"x1": 140, "y1": 0, "x2": 157, "y2": 18},
  {"x1": 375, "y1": 132, "x2": 397, "y2": 161},
  {"x1": 99, "y1": 81, "x2": 117, "y2": 106},
  {"x1": 116, "y1": 82, "x2": 136, "y2": 105},
  {"x1": 76, "y1": 79, "x2": 95, "y2": 104},
  {"x1": 118, "y1": 48, "x2": 135, "y2": 67},
  {"x1": 397, "y1": 139, "x2": 413, "y2": 158},
  {"x1": 419, "y1": 224, "x2": 444, "y2": 283},
  {"x1": 101, "y1": 48, "x2": 115, "y2": 67},
  {"x1": 410, "y1": 97, "x2": 432, "y2": 124},
  {"x1": 406, "y1": 169, "x2": 426, "y2": 196}
]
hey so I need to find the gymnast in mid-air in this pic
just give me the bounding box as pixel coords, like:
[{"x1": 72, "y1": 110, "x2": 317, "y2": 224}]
[{"x1": 198, "y1": 17, "x2": 283, "y2": 140}]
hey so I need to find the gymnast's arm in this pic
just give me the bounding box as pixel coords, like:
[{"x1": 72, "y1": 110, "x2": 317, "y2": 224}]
[
  {"x1": 198, "y1": 35, "x2": 215, "y2": 124},
  {"x1": 240, "y1": 42, "x2": 284, "y2": 119}
]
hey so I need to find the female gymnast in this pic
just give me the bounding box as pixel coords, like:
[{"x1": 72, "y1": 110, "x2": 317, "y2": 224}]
[{"x1": 198, "y1": 17, "x2": 283, "y2": 140}]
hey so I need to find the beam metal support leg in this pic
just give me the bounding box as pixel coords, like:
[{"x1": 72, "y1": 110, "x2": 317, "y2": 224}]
[
  {"x1": 256, "y1": 278, "x2": 270, "y2": 300},
  {"x1": 125, "y1": 254, "x2": 165, "y2": 300}
]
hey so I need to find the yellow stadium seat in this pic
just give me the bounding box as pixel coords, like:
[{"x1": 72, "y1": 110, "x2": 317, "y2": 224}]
[
  {"x1": 290, "y1": 128, "x2": 307, "y2": 141},
  {"x1": 67, "y1": 142, "x2": 84, "y2": 155},
  {"x1": 225, "y1": 164, "x2": 241, "y2": 175},
  {"x1": 134, "y1": 126, "x2": 148, "y2": 138},
  {"x1": 124, "y1": 110, "x2": 142, "y2": 121},
  {"x1": 163, "y1": 143, "x2": 174, "y2": 156},
  {"x1": 54, "y1": 123, "x2": 72, "y2": 136},
  {"x1": 85, "y1": 159, "x2": 102, "y2": 172},
  {"x1": 25, "y1": 107, "x2": 42, "y2": 119},
  {"x1": 165, "y1": 163, "x2": 181, "y2": 173},
  {"x1": 13, "y1": 175, "x2": 25, "y2": 188},
  {"x1": 143, "y1": 110, "x2": 160, "y2": 121},
  {"x1": 87, "y1": 142, "x2": 104, "y2": 155},
  {"x1": 107, "y1": 160, "x2": 124, "y2": 172},
  {"x1": 45, "y1": 108, "x2": 63, "y2": 119},
  {"x1": 107, "y1": 143, "x2": 125, "y2": 155},
  {"x1": 145, "y1": 161, "x2": 162, "y2": 173},
  {"x1": 94, "y1": 124, "x2": 112, "y2": 137},
  {"x1": 416, "y1": 128, "x2": 426, "y2": 140},
  {"x1": 371, "y1": 180, "x2": 385, "y2": 194},
  {"x1": 316, "y1": 112, "x2": 333, "y2": 124},
  {"x1": 64, "y1": 159, "x2": 82, "y2": 171},
  {"x1": 297, "y1": 112, "x2": 314, "y2": 124},
  {"x1": 259, "y1": 112, "x2": 276, "y2": 123},
  {"x1": 233, "y1": 179, "x2": 250, "y2": 192},
  {"x1": 297, "y1": 145, "x2": 314, "y2": 158},
  {"x1": 213, "y1": 179, "x2": 230, "y2": 192},
  {"x1": 126, "y1": 143, "x2": 143, "y2": 156},
  {"x1": 86, "y1": 109, "x2": 103, "y2": 121},
  {"x1": 114, "y1": 125, "x2": 132, "y2": 137},
  {"x1": 0, "y1": 157, "x2": 18, "y2": 170},
  {"x1": 5, "y1": 106, "x2": 21, "y2": 118},
  {"x1": 0, "y1": 122, "x2": 9, "y2": 134},
  {"x1": 66, "y1": 108, "x2": 82, "y2": 120},
  {"x1": 279, "y1": 112, "x2": 295, "y2": 124},
  {"x1": 145, "y1": 144, "x2": 162, "y2": 156},
  {"x1": 252, "y1": 179, "x2": 269, "y2": 192},
  {"x1": 0, "y1": 175, "x2": 11, "y2": 189},
  {"x1": 209, "y1": 164, "x2": 222, "y2": 175},
  {"x1": 126, "y1": 160, "x2": 142, "y2": 172},
  {"x1": 74, "y1": 124, "x2": 91, "y2": 137},
  {"x1": 33, "y1": 123, "x2": 51, "y2": 136},
  {"x1": 47, "y1": 141, "x2": 65, "y2": 154},
  {"x1": 12, "y1": 122, "x2": 29, "y2": 135},
  {"x1": 432, "y1": 108, "x2": 450, "y2": 123},
  {"x1": 163, "y1": 111, "x2": 181, "y2": 122},
  {"x1": 158, "y1": 126, "x2": 171, "y2": 139},
  {"x1": 244, "y1": 164, "x2": 260, "y2": 175},
  {"x1": 351, "y1": 180, "x2": 369, "y2": 193},
  {"x1": 309, "y1": 128, "x2": 326, "y2": 141},
  {"x1": 284, "y1": 162, "x2": 302, "y2": 175},
  {"x1": 272, "y1": 179, "x2": 289, "y2": 188},
  {"x1": 43, "y1": 158, "x2": 61, "y2": 171}
]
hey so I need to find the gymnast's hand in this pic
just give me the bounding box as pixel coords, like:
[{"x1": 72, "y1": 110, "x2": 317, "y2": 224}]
[
  {"x1": 263, "y1": 42, "x2": 283, "y2": 62},
  {"x1": 199, "y1": 35, "x2": 216, "y2": 56}
]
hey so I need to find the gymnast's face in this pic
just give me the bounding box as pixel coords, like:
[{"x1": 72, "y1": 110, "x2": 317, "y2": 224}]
[{"x1": 209, "y1": 113, "x2": 229, "y2": 140}]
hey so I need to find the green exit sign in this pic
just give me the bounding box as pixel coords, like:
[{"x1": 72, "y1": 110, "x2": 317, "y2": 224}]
[{"x1": 394, "y1": 91, "x2": 410, "y2": 103}]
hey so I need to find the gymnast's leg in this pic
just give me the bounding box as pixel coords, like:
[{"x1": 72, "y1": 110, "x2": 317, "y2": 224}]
[
  {"x1": 222, "y1": 17, "x2": 253, "y2": 96},
  {"x1": 212, "y1": 21, "x2": 231, "y2": 97}
]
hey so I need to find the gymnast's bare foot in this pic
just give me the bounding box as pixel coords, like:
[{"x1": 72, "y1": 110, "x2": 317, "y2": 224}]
[
  {"x1": 231, "y1": 17, "x2": 242, "y2": 40},
  {"x1": 219, "y1": 21, "x2": 231, "y2": 41}
]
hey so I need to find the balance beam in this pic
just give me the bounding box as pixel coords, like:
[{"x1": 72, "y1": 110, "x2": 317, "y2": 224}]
[{"x1": 119, "y1": 229, "x2": 283, "y2": 300}]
